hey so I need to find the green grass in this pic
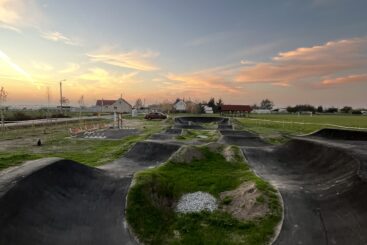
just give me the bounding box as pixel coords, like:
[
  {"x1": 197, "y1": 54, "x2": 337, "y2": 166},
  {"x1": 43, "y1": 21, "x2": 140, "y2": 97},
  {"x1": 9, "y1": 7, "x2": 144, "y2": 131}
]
[
  {"x1": 176, "y1": 129, "x2": 219, "y2": 142},
  {"x1": 127, "y1": 147, "x2": 281, "y2": 245},
  {"x1": 235, "y1": 114, "x2": 367, "y2": 144},
  {"x1": 0, "y1": 152, "x2": 42, "y2": 169},
  {"x1": 0, "y1": 119, "x2": 166, "y2": 170}
]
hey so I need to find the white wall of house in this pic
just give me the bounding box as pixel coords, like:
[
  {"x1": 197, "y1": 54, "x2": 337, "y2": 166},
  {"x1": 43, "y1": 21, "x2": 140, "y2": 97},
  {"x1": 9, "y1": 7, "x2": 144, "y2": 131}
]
[
  {"x1": 252, "y1": 109, "x2": 271, "y2": 114},
  {"x1": 174, "y1": 100, "x2": 187, "y2": 111},
  {"x1": 204, "y1": 106, "x2": 213, "y2": 114}
]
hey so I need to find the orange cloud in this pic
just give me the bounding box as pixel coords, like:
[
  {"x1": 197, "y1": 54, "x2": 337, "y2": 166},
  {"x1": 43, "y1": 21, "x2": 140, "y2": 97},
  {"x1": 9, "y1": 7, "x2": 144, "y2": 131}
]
[
  {"x1": 321, "y1": 74, "x2": 367, "y2": 86},
  {"x1": 236, "y1": 37, "x2": 367, "y2": 86},
  {"x1": 87, "y1": 48, "x2": 159, "y2": 71}
]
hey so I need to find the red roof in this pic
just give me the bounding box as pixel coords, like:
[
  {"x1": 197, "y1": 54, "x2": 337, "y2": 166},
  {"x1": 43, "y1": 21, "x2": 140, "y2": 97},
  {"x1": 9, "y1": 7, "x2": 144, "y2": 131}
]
[
  {"x1": 96, "y1": 100, "x2": 116, "y2": 106},
  {"x1": 220, "y1": 104, "x2": 252, "y2": 112}
]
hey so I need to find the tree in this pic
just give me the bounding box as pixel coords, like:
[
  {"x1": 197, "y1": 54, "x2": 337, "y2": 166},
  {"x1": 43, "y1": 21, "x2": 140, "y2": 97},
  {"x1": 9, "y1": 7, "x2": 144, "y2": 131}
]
[
  {"x1": 0, "y1": 87, "x2": 8, "y2": 132},
  {"x1": 317, "y1": 106, "x2": 323, "y2": 113},
  {"x1": 216, "y1": 98, "x2": 223, "y2": 111},
  {"x1": 207, "y1": 98, "x2": 219, "y2": 112},
  {"x1": 159, "y1": 100, "x2": 173, "y2": 113},
  {"x1": 260, "y1": 99, "x2": 274, "y2": 110},
  {"x1": 325, "y1": 107, "x2": 338, "y2": 113},
  {"x1": 341, "y1": 106, "x2": 353, "y2": 114},
  {"x1": 135, "y1": 98, "x2": 143, "y2": 109}
]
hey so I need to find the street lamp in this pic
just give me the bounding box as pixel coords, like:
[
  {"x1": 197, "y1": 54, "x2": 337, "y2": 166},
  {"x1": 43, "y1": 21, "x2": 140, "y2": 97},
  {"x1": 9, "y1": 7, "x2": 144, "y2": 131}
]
[{"x1": 59, "y1": 79, "x2": 66, "y2": 113}]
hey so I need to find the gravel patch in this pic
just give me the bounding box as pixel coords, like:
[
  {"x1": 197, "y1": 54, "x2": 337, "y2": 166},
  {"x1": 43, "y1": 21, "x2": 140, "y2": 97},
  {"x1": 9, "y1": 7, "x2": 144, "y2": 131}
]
[{"x1": 176, "y1": 192, "x2": 218, "y2": 214}]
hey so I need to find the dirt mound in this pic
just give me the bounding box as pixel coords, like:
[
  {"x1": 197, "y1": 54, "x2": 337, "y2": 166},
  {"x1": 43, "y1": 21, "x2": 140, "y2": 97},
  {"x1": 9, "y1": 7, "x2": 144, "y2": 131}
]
[
  {"x1": 243, "y1": 138, "x2": 367, "y2": 244},
  {"x1": 310, "y1": 128, "x2": 367, "y2": 141},
  {"x1": 169, "y1": 145, "x2": 205, "y2": 164},
  {"x1": 0, "y1": 160, "x2": 131, "y2": 245},
  {"x1": 220, "y1": 182, "x2": 268, "y2": 220},
  {"x1": 124, "y1": 141, "x2": 181, "y2": 165}
]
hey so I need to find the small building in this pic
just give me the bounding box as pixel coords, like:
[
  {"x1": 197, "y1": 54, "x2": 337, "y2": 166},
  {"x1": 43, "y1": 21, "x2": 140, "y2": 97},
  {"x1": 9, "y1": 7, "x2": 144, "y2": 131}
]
[
  {"x1": 203, "y1": 105, "x2": 213, "y2": 114},
  {"x1": 95, "y1": 98, "x2": 132, "y2": 113},
  {"x1": 173, "y1": 99, "x2": 187, "y2": 112},
  {"x1": 252, "y1": 109, "x2": 271, "y2": 114},
  {"x1": 220, "y1": 105, "x2": 252, "y2": 117}
]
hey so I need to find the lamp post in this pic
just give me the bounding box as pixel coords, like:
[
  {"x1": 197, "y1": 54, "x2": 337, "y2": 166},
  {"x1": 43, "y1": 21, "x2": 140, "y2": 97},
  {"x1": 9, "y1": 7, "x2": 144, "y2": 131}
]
[{"x1": 59, "y1": 79, "x2": 66, "y2": 114}]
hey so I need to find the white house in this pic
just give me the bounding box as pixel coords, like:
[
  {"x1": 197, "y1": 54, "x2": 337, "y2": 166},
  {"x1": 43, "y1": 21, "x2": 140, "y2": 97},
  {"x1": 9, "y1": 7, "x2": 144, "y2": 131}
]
[
  {"x1": 173, "y1": 100, "x2": 187, "y2": 112},
  {"x1": 203, "y1": 105, "x2": 213, "y2": 114},
  {"x1": 252, "y1": 109, "x2": 271, "y2": 114},
  {"x1": 95, "y1": 98, "x2": 132, "y2": 113}
]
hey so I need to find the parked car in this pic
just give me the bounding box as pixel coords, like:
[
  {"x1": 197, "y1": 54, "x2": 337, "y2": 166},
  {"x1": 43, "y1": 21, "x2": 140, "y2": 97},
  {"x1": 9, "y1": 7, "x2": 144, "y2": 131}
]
[{"x1": 144, "y1": 112, "x2": 167, "y2": 120}]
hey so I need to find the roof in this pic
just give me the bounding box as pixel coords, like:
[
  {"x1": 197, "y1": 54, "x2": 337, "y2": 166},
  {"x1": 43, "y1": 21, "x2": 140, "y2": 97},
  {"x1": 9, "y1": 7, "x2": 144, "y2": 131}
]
[
  {"x1": 96, "y1": 100, "x2": 116, "y2": 106},
  {"x1": 96, "y1": 98, "x2": 132, "y2": 107},
  {"x1": 220, "y1": 104, "x2": 252, "y2": 112}
]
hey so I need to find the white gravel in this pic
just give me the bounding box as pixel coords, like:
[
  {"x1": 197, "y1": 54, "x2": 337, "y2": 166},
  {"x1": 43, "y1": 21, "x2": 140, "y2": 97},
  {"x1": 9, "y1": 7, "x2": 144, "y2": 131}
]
[{"x1": 176, "y1": 191, "x2": 218, "y2": 214}]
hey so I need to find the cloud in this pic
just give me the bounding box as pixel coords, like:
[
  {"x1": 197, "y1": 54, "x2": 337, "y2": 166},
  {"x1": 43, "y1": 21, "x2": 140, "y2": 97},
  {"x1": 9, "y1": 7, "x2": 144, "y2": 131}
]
[
  {"x1": 165, "y1": 71, "x2": 240, "y2": 94},
  {"x1": 321, "y1": 74, "x2": 367, "y2": 86},
  {"x1": 0, "y1": 0, "x2": 41, "y2": 31},
  {"x1": 79, "y1": 67, "x2": 138, "y2": 83},
  {"x1": 31, "y1": 61, "x2": 53, "y2": 71},
  {"x1": 240, "y1": 59, "x2": 256, "y2": 65},
  {"x1": 60, "y1": 63, "x2": 80, "y2": 74},
  {"x1": 235, "y1": 37, "x2": 367, "y2": 86},
  {"x1": 41, "y1": 31, "x2": 79, "y2": 46},
  {"x1": 87, "y1": 48, "x2": 159, "y2": 71}
]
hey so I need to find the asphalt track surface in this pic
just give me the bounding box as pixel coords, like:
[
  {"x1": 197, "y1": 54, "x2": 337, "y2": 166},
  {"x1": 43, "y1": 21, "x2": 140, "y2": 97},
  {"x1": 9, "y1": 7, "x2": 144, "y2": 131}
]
[
  {"x1": 242, "y1": 129, "x2": 367, "y2": 245},
  {"x1": 1, "y1": 121, "x2": 367, "y2": 245},
  {"x1": 174, "y1": 116, "x2": 231, "y2": 129},
  {"x1": 0, "y1": 137, "x2": 181, "y2": 245}
]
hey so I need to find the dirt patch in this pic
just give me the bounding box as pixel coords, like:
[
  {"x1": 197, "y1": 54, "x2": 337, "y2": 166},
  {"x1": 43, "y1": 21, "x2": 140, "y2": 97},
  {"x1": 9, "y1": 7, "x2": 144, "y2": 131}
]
[
  {"x1": 219, "y1": 182, "x2": 268, "y2": 220},
  {"x1": 169, "y1": 145, "x2": 205, "y2": 164}
]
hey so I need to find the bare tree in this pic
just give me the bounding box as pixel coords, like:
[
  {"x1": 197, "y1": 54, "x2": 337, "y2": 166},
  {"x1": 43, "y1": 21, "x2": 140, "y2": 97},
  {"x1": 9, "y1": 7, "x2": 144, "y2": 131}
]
[
  {"x1": 0, "y1": 87, "x2": 8, "y2": 131},
  {"x1": 135, "y1": 98, "x2": 143, "y2": 109}
]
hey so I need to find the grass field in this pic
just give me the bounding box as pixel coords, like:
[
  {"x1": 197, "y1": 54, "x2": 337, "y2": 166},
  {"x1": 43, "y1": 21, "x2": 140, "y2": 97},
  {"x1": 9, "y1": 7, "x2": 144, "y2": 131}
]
[
  {"x1": 235, "y1": 114, "x2": 367, "y2": 144},
  {"x1": 127, "y1": 146, "x2": 281, "y2": 245},
  {"x1": 0, "y1": 118, "x2": 167, "y2": 170}
]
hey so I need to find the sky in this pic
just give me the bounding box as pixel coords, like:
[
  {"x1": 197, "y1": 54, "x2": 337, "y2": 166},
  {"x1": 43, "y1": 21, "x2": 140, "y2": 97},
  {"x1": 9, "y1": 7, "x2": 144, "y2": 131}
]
[{"x1": 0, "y1": 0, "x2": 367, "y2": 107}]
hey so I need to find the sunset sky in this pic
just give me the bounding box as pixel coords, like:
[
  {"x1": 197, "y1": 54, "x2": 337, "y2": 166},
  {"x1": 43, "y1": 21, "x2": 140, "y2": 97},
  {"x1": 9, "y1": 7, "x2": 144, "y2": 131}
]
[{"x1": 1, "y1": 0, "x2": 367, "y2": 107}]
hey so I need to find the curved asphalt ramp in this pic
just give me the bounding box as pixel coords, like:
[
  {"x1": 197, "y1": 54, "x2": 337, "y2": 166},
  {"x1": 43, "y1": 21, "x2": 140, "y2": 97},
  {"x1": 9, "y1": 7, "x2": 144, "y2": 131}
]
[
  {"x1": 219, "y1": 130, "x2": 269, "y2": 147},
  {"x1": 310, "y1": 128, "x2": 367, "y2": 141},
  {"x1": 0, "y1": 135, "x2": 182, "y2": 244},
  {"x1": 243, "y1": 137, "x2": 367, "y2": 245},
  {"x1": 174, "y1": 116, "x2": 231, "y2": 129},
  {"x1": 124, "y1": 141, "x2": 181, "y2": 165},
  {"x1": 0, "y1": 159, "x2": 132, "y2": 245}
]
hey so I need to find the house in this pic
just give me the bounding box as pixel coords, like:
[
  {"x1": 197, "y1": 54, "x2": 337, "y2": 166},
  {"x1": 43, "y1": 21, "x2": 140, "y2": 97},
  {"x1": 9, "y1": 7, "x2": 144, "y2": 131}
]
[
  {"x1": 173, "y1": 99, "x2": 187, "y2": 112},
  {"x1": 220, "y1": 104, "x2": 252, "y2": 117},
  {"x1": 95, "y1": 98, "x2": 132, "y2": 113},
  {"x1": 203, "y1": 105, "x2": 213, "y2": 114},
  {"x1": 252, "y1": 109, "x2": 272, "y2": 114}
]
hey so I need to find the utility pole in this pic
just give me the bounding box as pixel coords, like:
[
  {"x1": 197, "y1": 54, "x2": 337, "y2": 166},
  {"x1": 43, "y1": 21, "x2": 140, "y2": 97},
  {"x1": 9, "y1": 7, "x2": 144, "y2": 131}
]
[{"x1": 59, "y1": 79, "x2": 66, "y2": 114}]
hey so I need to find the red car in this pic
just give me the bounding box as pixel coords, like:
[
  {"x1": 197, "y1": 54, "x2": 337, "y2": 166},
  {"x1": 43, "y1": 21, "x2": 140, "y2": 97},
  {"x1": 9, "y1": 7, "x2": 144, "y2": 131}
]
[{"x1": 144, "y1": 112, "x2": 167, "y2": 120}]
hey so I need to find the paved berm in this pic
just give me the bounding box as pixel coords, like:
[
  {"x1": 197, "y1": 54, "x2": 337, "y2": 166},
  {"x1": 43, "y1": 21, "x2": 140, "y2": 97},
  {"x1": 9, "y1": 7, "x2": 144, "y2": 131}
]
[{"x1": 242, "y1": 128, "x2": 367, "y2": 245}]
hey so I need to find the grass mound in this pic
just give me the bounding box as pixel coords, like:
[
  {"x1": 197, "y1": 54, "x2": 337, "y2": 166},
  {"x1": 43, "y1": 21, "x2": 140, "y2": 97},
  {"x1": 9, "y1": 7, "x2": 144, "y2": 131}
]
[{"x1": 126, "y1": 146, "x2": 282, "y2": 244}]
